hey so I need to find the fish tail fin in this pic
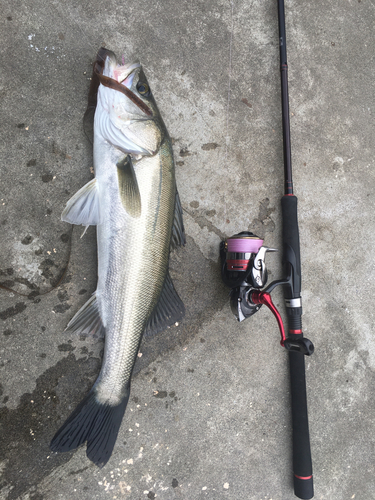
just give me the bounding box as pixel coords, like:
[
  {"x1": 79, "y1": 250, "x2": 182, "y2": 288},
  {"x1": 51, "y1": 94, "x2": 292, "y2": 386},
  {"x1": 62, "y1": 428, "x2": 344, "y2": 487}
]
[{"x1": 50, "y1": 387, "x2": 130, "y2": 467}]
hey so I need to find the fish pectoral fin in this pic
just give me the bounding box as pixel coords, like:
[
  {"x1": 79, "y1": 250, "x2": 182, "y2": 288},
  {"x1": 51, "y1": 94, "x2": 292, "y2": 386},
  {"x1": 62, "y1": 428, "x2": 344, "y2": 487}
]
[
  {"x1": 116, "y1": 155, "x2": 141, "y2": 218},
  {"x1": 64, "y1": 292, "x2": 105, "y2": 339},
  {"x1": 61, "y1": 178, "x2": 101, "y2": 226},
  {"x1": 170, "y1": 189, "x2": 186, "y2": 250},
  {"x1": 144, "y1": 272, "x2": 185, "y2": 337}
]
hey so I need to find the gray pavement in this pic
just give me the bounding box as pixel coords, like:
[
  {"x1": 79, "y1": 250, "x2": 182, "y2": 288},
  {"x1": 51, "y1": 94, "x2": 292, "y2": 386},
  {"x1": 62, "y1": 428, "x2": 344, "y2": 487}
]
[{"x1": 1, "y1": 0, "x2": 374, "y2": 499}]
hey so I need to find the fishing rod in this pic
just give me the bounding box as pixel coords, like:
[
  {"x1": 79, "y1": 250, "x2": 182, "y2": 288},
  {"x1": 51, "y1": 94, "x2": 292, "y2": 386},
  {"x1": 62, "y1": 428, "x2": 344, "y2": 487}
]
[{"x1": 220, "y1": 1, "x2": 314, "y2": 498}]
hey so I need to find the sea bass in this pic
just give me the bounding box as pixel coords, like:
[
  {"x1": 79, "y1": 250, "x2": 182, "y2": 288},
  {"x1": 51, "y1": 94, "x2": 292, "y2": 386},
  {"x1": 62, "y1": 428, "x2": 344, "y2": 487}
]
[{"x1": 50, "y1": 48, "x2": 185, "y2": 467}]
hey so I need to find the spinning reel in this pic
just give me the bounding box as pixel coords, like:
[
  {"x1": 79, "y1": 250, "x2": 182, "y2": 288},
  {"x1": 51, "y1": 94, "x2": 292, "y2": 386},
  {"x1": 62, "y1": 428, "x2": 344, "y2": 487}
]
[{"x1": 220, "y1": 231, "x2": 314, "y2": 355}]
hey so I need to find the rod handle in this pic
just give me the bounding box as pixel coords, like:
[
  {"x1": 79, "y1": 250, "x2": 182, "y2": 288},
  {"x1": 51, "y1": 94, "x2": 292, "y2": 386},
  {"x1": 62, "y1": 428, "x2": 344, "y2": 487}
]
[
  {"x1": 289, "y1": 349, "x2": 314, "y2": 499},
  {"x1": 281, "y1": 195, "x2": 301, "y2": 300}
]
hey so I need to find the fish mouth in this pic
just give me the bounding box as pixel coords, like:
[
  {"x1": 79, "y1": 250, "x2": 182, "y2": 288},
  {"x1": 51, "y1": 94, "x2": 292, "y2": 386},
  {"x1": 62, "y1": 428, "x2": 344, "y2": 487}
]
[{"x1": 94, "y1": 50, "x2": 152, "y2": 118}]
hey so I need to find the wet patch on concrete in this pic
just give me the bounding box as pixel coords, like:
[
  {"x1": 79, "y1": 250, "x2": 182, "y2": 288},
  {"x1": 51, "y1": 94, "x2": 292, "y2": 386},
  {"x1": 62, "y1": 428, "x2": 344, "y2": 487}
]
[
  {"x1": 250, "y1": 197, "x2": 276, "y2": 238},
  {"x1": 0, "y1": 353, "x2": 101, "y2": 500}
]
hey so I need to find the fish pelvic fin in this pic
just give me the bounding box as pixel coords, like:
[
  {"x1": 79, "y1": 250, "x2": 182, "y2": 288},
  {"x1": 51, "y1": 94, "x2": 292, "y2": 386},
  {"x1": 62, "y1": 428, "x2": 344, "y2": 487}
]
[
  {"x1": 50, "y1": 386, "x2": 130, "y2": 468},
  {"x1": 61, "y1": 178, "x2": 101, "y2": 226}
]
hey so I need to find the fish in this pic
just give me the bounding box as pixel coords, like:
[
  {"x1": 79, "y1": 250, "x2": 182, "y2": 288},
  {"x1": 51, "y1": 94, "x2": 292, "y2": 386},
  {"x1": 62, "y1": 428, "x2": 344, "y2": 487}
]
[{"x1": 50, "y1": 48, "x2": 185, "y2": 467}]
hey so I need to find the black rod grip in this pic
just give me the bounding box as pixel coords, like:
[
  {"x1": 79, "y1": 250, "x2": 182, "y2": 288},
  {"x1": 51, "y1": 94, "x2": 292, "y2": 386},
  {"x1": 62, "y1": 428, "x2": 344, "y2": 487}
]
[
  {"x1": 289, "y1": 351, "x2": 313, "y2": 499},
  {"x1": 281, "y1": 195, "x2": 301, "y2": 299}
]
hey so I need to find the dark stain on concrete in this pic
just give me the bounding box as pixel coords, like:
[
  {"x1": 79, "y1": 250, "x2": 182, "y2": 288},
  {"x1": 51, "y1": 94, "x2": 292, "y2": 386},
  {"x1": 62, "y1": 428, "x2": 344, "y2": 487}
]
[
  {"x1": 68, "y1": 466, "x2": 89, "y2": 476},
  {"x1": 39, "y1": 259, "x2": 56, "y2": 280},
  {"x1": 57, "y1": 290, "x2": 69, "y2": 302},
  {"x1": 58, "y1": 344, "x2": 75, "y2": 352},
  {"x1": 60, "y1": 233, "x2": 70, "y2": 243},
  {"x1": 27, "y1": 159, "x2": 37, "y2": 167},
  {"x1": 53, "y1": 303, "x2": 71, "y2": 314},
  {"x1": 41, "y1": 174, "x2": 54, "y2": 183},
  {"x1": 15, "y1": 277, "x2": 39, "y2": 291},
  {"x1": 0, "y1": 302, "x2": 27, "y2": 320},
  {"x1": 0, "y1": 268, "x2": 14, "y2": 276},
  {"x1": 21, "y1": 234, "x2": 34, "y2": 245},
  {"x1": 201, "y1": 142, "x2": 220, "y2": 151},
  {"x1": 241, "y1": 98, "x2": 252, "y2": 108},
  {"x1": 172, "y1": 478, "x2": 179, "y2": 488},
  {"x1": 39, "y1": 259, "x2": 67, "y2": 287},
  {"x1": 250, "y1": 197, "x2": 276, "y2": 238},
  {"x1": 28, "y1": 290, "x2": 40, "y2": 301},
  {"x1": 179, "y1": 148, "x2": 192, "y2": 157},
  {"x1": 153, "y1": 390, "x2": 168, "y2": 399},
  {"x1": 0, "y1": 279, "x2": 15, "y2": 288},
  {"x1": 0, "y1": 353, "x2": 100, "y2": 499}
]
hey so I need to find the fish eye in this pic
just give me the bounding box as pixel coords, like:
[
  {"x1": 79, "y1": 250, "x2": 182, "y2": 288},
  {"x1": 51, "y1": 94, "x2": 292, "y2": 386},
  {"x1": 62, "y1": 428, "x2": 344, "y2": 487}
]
[{"x1": 136, "y1": 82, "x2": 151, "y2": 96}]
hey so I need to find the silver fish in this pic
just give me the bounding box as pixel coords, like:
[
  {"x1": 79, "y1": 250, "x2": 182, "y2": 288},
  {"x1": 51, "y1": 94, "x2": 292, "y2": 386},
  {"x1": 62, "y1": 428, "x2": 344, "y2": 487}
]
[{"x1": 50, "y1": 48, "x2": 185, "y2": 467}]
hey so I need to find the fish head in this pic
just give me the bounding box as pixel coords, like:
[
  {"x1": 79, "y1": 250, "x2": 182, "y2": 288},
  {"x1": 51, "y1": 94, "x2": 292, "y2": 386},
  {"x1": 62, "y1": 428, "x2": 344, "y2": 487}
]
[{"x1": 96, "y1": 50, "x2": 165, "y2": 156}]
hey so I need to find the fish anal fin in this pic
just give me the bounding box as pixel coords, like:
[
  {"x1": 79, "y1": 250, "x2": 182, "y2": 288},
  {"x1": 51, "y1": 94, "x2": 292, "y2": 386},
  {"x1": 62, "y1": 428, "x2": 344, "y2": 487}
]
[
  {"x1": 170, "y1": 190, "x2": 186, "y2": 250},
  {"x1": 65, "y1": 292, "x2": 105, "y2": 339},
  {"x1": 116, "y1": 155, "x2": 141, "y2": 218},
  {"x1": 61, "y1": 178, "x2": 101, "y2": 226},
  {"x1": 144, "y1": 272, "x2": 185, "y2": 337}
]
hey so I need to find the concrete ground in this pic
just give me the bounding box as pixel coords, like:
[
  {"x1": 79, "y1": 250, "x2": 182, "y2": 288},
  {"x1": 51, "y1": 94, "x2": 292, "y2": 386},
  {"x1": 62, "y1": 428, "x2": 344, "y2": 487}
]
[{"x1": 1, "y1": 0, "x2": 374, "y2": 499}]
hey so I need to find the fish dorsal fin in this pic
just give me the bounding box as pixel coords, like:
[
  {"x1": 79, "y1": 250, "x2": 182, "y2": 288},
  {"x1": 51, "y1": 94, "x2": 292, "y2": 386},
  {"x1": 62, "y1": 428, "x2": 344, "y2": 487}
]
[
  {"x1": 61, "y1": 178, "x2": 101, "y2": 226},
  {"x1": 144, "y1": 272, "x2": 185, "y2": 337},
  {"x1": 116, "y1": 155, "x2": 141, "y2": 218},
  {"x1": 170, "y1": 190, "x2": 186, "y2": 250},
  {"x1": 64, "y1": 292, "x2": 105, "y2": 339}
]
